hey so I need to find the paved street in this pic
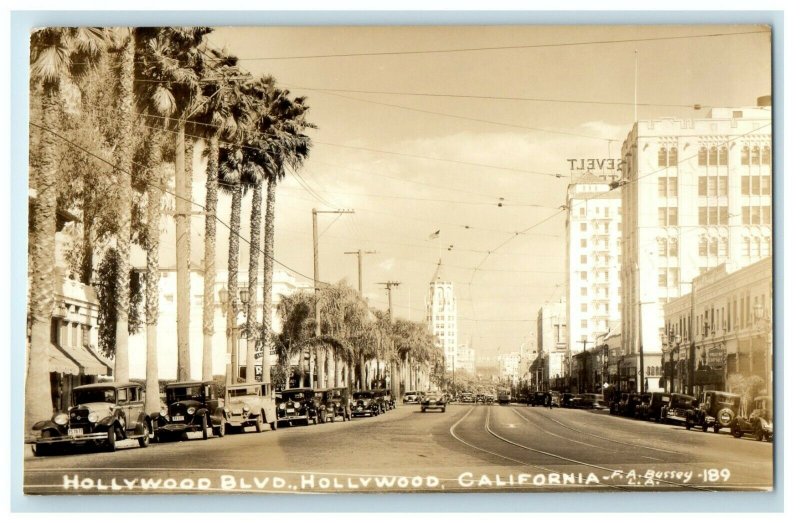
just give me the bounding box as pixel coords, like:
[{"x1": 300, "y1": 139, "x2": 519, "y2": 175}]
[{"x1": 24, "y1": 403, "x2": 772, "y2": 494}]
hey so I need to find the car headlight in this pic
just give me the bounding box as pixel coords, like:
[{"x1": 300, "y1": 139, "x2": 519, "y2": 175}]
[
  {"x1": 88, "y1": 412, "x2": 99, "y2": 423},
  {"x1": 54, "y1": 413, "x2": 68, "y2": 426},
  {"x1": 279, "y1": 402, "x2": 286, "y2": 409},
  {"x1": 187, "y1": 407, "x2": 196, "y2": 415},
  {"x1": 160, "y1": 408, "x2": 167, "y2": 417},
  {"x1": 242, "y1": 405, "x2": 250, "y2": 412},
  {"x1": 294, "y1": 402, "x2": 300, "y2": 409}
]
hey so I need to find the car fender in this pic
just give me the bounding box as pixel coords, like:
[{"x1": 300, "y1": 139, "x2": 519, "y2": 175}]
[
  {"x1": 97, "y1": 414, "x2": 119, "y2": 429},
  {"x1": 134, "y1": 412, "x2": 151, "y2": 433},
  {"x1": 32, "y1": 420, "x2": 60, "y2": 433}
]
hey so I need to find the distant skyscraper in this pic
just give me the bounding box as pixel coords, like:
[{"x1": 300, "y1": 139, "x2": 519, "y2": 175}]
[{"x1": 426, "y1": 261, "x2": 458, "y2": 373}]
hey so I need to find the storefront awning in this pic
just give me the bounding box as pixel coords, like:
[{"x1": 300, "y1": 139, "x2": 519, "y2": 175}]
[{"x1": 49, "y1": 343, "x2": 111, "y2": 376}]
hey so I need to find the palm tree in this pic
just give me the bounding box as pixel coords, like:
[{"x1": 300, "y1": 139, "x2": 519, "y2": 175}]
[
  {"x1": 258, "y1": 85, "x2": 314, "y2": 385},
  {"x1": 28, "y1": 27, "x2": 108, "y2": 432},
  {"x1": 193, "y1": 49, "x2": 252, "y2": 382}
]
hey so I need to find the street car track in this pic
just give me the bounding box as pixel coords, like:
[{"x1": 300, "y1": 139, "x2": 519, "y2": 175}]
[
  {"x1": 490, "y1": 407, "x2": 714, "y2": 492},
  {"x1": 450, "y1": 406, "x2": 629, "y2": 491}
]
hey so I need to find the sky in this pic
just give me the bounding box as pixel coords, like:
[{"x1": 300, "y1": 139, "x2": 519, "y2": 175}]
[{"x1": 155, "y1": 25, "x2": 771, "y2": 360}]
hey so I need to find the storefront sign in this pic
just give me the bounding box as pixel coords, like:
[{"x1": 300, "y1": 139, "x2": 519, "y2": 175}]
[{"x1": 567, "y1": 158, "x2": 621, "y2": 171}]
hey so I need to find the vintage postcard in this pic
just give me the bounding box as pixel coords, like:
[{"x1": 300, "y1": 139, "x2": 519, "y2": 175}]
[{"x1": 23, "y1": 24, "x2": 774, "y2": 494}]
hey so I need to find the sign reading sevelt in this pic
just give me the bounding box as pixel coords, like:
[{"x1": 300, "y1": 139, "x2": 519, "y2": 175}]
[{"x1": 20, "y1": 22, "x2": 774, "y2": 500}]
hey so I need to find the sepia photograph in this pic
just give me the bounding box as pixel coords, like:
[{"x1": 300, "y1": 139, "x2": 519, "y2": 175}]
[{"x1": 20, "y1": 21, "x2": 776, "y2": 496}]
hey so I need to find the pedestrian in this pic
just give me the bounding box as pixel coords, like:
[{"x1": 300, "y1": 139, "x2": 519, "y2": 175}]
[{"x1": 548, "y1": 394, "x2": 553, "y2": 409}]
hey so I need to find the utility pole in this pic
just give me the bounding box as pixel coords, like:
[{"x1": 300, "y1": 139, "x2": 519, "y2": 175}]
[
  {"x1": 312, "y1": 208, "x2": 354, "y2": 389},
  {"x1": 378, "y1": 281, "x2": 401, "y2": 398},
  {"x1": 344, "y1": 249, "x2": 377, "y2": 296}
]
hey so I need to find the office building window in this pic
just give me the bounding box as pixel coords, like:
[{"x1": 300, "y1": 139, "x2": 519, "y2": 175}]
[
  {"x1": 698, "y1": 177, "x2": 707, "y2": 196},
  {"x1": 710, "y1": 237, "x2": 719, "y2": 256},
  {"x1": 742, "y1": 175, "x2": 750, "y2": 196},
  {"x1": 698, "y1": 146, "x2": 708, "y2": 166},
  {"x1": 580, "y1": 222, "x2": 587, "y2": 231},
  {"x1": 580, "y1": 255, "x2": 587, "y2": 264},
  {"x1": 669, "y1": 147, "x2": 678, "y2": 166},
  {"x1": 581, "y1": 287, "x2": 587, "y2": 296},
  {"x1": 658, "y1": 268, "x2": 667, "y2": 287},
  {"x1": 668, "y1": 268, "x2": 680, "y2": 287},
  {"x1": 657, "y1": 237, "x2": 667, "y2": 256},
  {"x1": 658, "y1": 147, "x2": 667, "y2": 167},
  {"x1": 580, "y1": 239, "x2": 587, "y2": 248},
  {"x1": 762, "y1": 146, "x2": 771, "y2": 165},
  {"x1": 699, "y1": 236, "x2": 708, "y2": 256},
  {"x1": 742, "y1": 145, "x2": 750, "y2": 166},
  {"x1": 668, "y1": 177, "x2": 678, "y2": 196},
  {"x1": 659, "y1": 207, "x2": 678, "y2": 226},
  {"x1": 658, "y1": 177, "x2": 667, "y2": 197},
  {"x1": 698, "y1": 206, "x2": 708, "y2": 226},
  {"x1": 719, "y1": 177, "x2": 728, "y2": 196},
  {"x1": 581, "y1": 304, "x2": 587, "y2": 313},
  {"x1": 709, "y1": 146, "x2": 718, "y2": 166},
  {"x1": 762, "y1": 176, "x2": 771, "y2": 195},
  {"x1": 581, "y1": 320, "x2": 588, "y2": 328},
  {"x1": 719, "y1": 146, "x2": 729, "y2": 165},
  {"x1": 720, "y1": 237, "x2": 729, "y2": 256},
  {"x1": 751, "y1": 146, "x2": 761, "y2": 165},
  {"x1": 742, "y1": 237, "x2": 751, "y2": 257},
  {"x1": 580, "y1": 271, "x2": 587, "y2": 281},
  {"x1": 763, "y1": 206, "x2": 771, "y2": 224},
  {"x1": 720, "y1": 206, "x2": 729, "y2": 225},
  {"x1": 669, "y1": 237, "x2": 678, "y2": 256},
  {"x1": 708, "y1": 176, "x2": 718, "y2": 197}
]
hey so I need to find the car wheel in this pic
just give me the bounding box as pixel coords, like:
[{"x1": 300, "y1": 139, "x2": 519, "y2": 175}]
[
  {"x1": 255, "y1": 414, "x2": 263, "y2": 433},
  {"x1": 217, "y1": 421, "x2": 226, "y2": 438},
  {"x1": 685, "y1": 421, "x2": 692, "y2": 430},
  {"x1": 702, "y1": 423, "x2": 708, "y2": 433},
  {"x1": 713, "y1": 425, "x2": 720, "y2": 434},
  {"x1": 138, "y1": 423, "x2": 150, "y2": 448},
  {"x1": 421, "y1": 407, "x2": 426, "y2": 413},
  {"x1": 442, "y1": 406, "x2": 446, "y2": 412},
  {"x1": 731, "y1": 423, "x2": 743, "y2": 438},
  {"x1": 270, "y1": 420, "x2": 278, "y2": 431},
  {"x1": 753, "y1": 424, "x2": 764, "y2": 442},
  {"x1": 106, "y1": 425, "x2": 117, "y2": 452},
  {"x1": 201, "y1": 415, "x2": 209, "y2": 440}
]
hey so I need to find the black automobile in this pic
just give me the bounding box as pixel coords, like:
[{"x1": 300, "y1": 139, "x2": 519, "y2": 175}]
[
  {"x1": 28, "y1": 382, "x2": 152, "y2": 455},
  {"x1": 609, "y1": 391, "x2": 625, "y2": 415},
  {"x1": 528, "y1": 391, "x2": 551, "y2": 407},
  {"x1": 320, "y1": 387, "x2": 351, "y2": 422},
  {"x1": 561, "y1": 392, "x2": 575, "y2": 408},
  {"x1": 276, "y1": 388, "x2": 321, "y2": 426},
  {"x1": 420, "y1": 391, "x2": 447, "y2": 412},
  {"x1": 661, "y1": 393, "x2": 697, "y2": 425},
  {"x1": 732, "y1": 396, "x2": 773, "y2": 441},
  {"x1": 155, "y1": 381, "x2": 226, "y2": 441},
  {"x1": 621, "y1": 393, "x2": 642, "y2": 417},
  {"x1": 637, "y1": 392, "x2": 670, "y2": 421},
  {"x1": 352, "y1": 390, "x2": 381, "y2": 417},
  {"x1": 374, "y1": 388, "x2": 394, "y2": 411},
  {"x1": 686, "y1": 391, "x2": 741, "y2": 433}
]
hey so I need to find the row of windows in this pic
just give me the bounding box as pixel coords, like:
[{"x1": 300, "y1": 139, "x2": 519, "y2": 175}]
[
  {"x1": 659, "y1": 145, "x2": 771, "y2": 168},
  {"x1": 698, "y1": 206, "x2": 730, "y2": 226},
  {"x1": 698, "y1": 176, "x2": 728, "y2": 197},
  {"x1": 658, "y1": 207, "x2": 679, "y2": 226},
  {"x1": 657, "y1": 237, "x2": 679, "y2": 257},
  {"x1": 699, "y1": 236, "x2": 728, "y2": 257},
  {"x1": 742, "y1": 236, "x2": 771, "y2": 257},
  {"x1": 741, "y1": 175, "x2": 771, "y2": 196},
  {"x1": 742, "y1": 205, "x2": 772, "y2": 225},
  {"x1": 657, "y1": 268, "x2": 681, "y2": 288}
]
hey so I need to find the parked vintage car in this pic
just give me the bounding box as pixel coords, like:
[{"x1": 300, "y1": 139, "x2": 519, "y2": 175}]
[
  {"x1": 421, "y1": 391, "x2": 447, "y2": 412},
  {"x1": 276, "y1": 388, "x2": 321, "y2": 426},
  {"x1": 732, "y1": 396, "x2": 773, "y2": 441},
  {"x1": 608, "y1": 391, "x2": 625, "y2": 415},
  {"x1": 28, "y1": 382, "x2": 151, "y2": 455},
  {"x1": 403, "y1": 390, "x2": 421, "y2": 404},
  {"x1": 459, "y1": 392, "x2": 475, "y2": 403},
  {"x1": 527, "y1": 391, "x2": 551, "y2": 407},
  {"x1": 320, "y1": 387, "x2": 351, "y2": 422},
  {"x1": 374, "y1": 388, "x2": 395, "y2": 410},
  {"x1": 661, "y1": 393, "x2": 697, "y2": 424},
  {"x1": 560, "y1": 392, "x2": 575, "y2": 408},
  {"x1": 620, "y1": 393, "x2": 642, "y2": 417},
  {"x1": 685, "y1": 390, "x2": 741, "y2": 433},
  {"x1": 352, "y1": 390, "x2": 382, "y2": 417},
  {"x1": 637, "y1": 392, "x2": 670, "y2": 421},
  {"x1": 155, "y1": 381, "x2": 225, "y2": 441},
  {"x1": 224, "y1": 382, "x2": 278, "y2": 433},
  {"x1": 575, "y1": 393, "x2": 606, "y2": 410}
]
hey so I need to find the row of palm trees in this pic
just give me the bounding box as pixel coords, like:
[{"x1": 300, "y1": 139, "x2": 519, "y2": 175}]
[{"x1": 26, "y1": 26, "x2": 444, "y2": 434}]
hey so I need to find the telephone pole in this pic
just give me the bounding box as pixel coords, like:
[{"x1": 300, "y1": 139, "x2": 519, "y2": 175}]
[
  {"x1": 344, "y1": 249, "x2": 377, "y2": 296},
  {"x1": 378, "y1": 281, "x2": 401, "y2": 398},
  {"x1": 312, "y1": 208, "x2": 354, "y2": 389}
]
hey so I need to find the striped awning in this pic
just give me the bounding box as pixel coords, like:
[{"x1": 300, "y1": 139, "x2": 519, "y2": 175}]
[{"x1": 49, "y1": 343, "x2": 111, "y2": 376}]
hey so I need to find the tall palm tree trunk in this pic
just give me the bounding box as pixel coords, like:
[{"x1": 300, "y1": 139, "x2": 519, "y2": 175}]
[
  {"x1": 26, "y1": 83, "x2": 60, "y2": 433},
  {"x1": 201, "y1": 134, "x2": 220, "y2": 381},
  {"x1": 261, "y1": 176, "x2": 277, "y2": 384},
  {"x1": 174, "y1": 125, "x2": 192, "y2": 381},
  {"x1": 226, "y1": 178, "x2": 243, "y2": 383},
  {"x1": 144, "y1": 132, "x2": 163, "y2": 415},
  {"x1": 245, "y1": 179, "x2": 263, "y2": 382},
  {"x1": 112, "y1": 33, "x2": 135, "y2": 382}
]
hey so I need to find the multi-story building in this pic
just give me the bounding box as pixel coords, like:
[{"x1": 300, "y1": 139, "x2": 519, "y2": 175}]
[
  {"x1": 498, "y1": 352, "x2": 524, "y2": 384},
  {"x1": 536, "y1": 298, "x2": 568, "y2": 389},
  {"x1": 663, "y1": 257, "x2": 772, "y2": 397},
  {"x1": 619, "y1": 100, "x2": 772, "y2": 393},
  {"x1": 566, "y1": 174, "x2": 623, "y2": 356},
  {"x1": 427, "y1": 265, "x2": 458, "y2": 373}
]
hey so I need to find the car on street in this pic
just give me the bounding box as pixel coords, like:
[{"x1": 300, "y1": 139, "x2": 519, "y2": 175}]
[
  {"x1": 460, "y1": 392, "x2": 475, "y2": 403},
  {"x1": 497, "y1": 390, "x2": 511, "y2": 404},
  {"x1": 421, "y1": 391, "x2": 447, "y2": 412},
  {"x1": 155, "y1": 381, "x2": 226, "y2": 441},
  {"x1": 685, "y1": 390, "x2": 741, "y2": 433},
  {"x1": 636, "y1": 392, "x2": 670, "y2": 421},
  {"x1": 609, "y1": 392, "x2": 627, "y2": 415},
  {"x1": 527, "y1": 391, "x2": 551, "y2": 407},
  {"x1": 374, "y1": 388, "x2": 395, "y2": 410},
  {"x1": 276, "y1": 387, "x2": 321, "y2": 426},
  {"x1": 224, "y1": 382, "x2": 278, "y2": 433},
  {"x1": 29, "y1": 382, "x2": 151, "y2": 455},
  {"x1": 403, "y1": 391, "x2": 421, "y2": 404},
  {"x1": 549, "y1": 391, "x2": 563, "y2": 407},
  {"x1": 320, "y1": 387, "x2": 351, "y2": 422},
  {"x1": 575, "y1": 393, "x2": 606, "y2": 410},
  {"x1": 352, "y1": 390, "x2": 382, "y2": 417},
  {"x1": 732, "y1": 396, "x2": 773, "y2": 441},
  {"x1": 620, "y1": 393, "x2": 642, "y2": 417},
  {"x1": 661, "y1": 393, "x2": 697, "y2": 425},
  {"x1": 560, "y1": 392, "x2": 575, "y2": 408}
]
